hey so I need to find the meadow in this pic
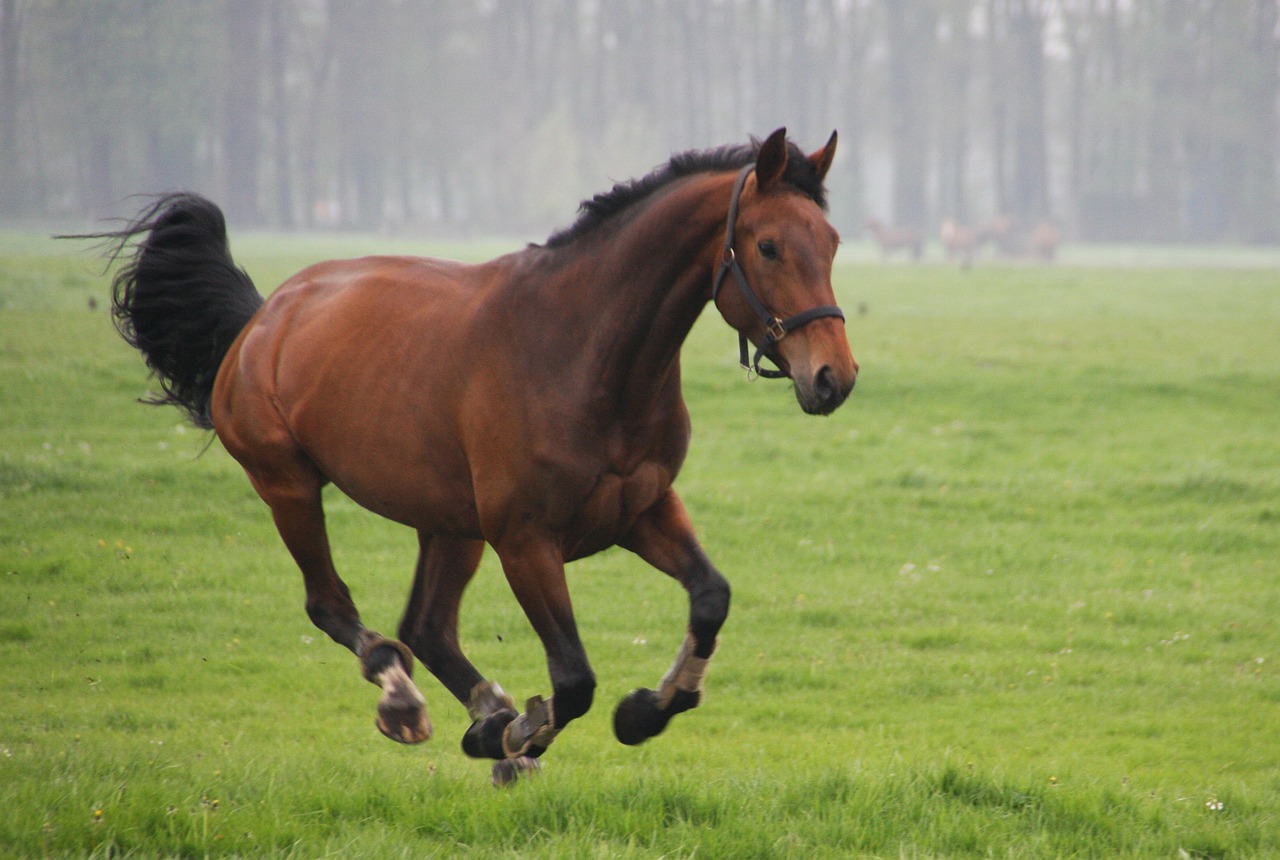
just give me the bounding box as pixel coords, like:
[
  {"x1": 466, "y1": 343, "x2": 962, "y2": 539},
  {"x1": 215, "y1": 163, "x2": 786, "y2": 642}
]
[{"x1": 1, "y1": 230, "x2": 1278, "y2": 858}]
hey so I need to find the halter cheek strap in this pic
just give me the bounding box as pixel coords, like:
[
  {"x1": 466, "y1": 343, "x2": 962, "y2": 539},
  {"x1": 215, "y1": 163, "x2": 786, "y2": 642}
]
[{"x1": 711, "y1": 164, "x2": 845, "y2": 379}]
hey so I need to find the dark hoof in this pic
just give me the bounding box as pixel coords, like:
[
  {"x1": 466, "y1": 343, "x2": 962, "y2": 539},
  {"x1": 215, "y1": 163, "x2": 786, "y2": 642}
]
[
  {"x1": 375, "y1": 668, "x2": 430, "y2": 744},
  {"x1": 462, "y1": 708, "x2": 517, "y2": 759},
  {"x1": 491, "y1": 756, "x2": 540, "y2": 788},
  {"x1": 613, "y1": 688, "x2": 671, "y2": 746}
]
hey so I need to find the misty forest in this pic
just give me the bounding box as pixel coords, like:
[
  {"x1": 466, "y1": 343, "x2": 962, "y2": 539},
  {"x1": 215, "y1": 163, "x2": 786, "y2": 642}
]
[{"x1": 1, "y1": 0, "x2": 1277, "y2": 245}]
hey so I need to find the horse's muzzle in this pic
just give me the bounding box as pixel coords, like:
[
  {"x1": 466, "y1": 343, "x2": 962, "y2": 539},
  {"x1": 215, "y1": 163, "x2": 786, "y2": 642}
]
[{"x1": 797, "y1": 363, "x2": 856, "y2": 415}]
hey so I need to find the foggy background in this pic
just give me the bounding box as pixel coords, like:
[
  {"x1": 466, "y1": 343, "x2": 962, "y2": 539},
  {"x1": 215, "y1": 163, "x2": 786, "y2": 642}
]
[{"x1": 1, "y1": 0, "x2": 1277, "y2": 246}]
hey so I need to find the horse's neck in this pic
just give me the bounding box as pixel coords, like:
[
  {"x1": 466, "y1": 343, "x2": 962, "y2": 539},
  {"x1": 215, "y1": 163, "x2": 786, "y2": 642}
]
[{"x1": 539, "y1": 177, "x2": 728, "y2": 411}]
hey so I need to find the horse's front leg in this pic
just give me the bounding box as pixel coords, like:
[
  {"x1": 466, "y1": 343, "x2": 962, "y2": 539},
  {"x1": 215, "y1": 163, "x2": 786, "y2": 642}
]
[
  {"x1": 463, "y1": 535, "x2": 596, "y2": 784},
  {"x1": 614, "y1": 489, "x2": 730, "y2": 745}
]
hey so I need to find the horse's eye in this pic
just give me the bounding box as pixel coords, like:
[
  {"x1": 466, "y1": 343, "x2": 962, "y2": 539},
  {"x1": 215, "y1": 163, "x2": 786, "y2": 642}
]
[{"x1": 757, "y1": 239, "x2": 779, "y2": 260}]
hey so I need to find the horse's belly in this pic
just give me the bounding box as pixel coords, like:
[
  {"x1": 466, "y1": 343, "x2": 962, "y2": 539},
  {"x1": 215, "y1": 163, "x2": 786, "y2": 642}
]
[
  {"x1": 328, "y1": 462, "x2": 482, "y2": 535},
  {"x1": 283, "y1": 406, "x2": 481, "y2": 534}
]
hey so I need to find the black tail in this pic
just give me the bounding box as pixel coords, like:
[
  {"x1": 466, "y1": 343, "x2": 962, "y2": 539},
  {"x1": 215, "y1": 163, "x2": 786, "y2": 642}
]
[{"x1": 78, "y1": 194, "x2": 264, "y2": 429}]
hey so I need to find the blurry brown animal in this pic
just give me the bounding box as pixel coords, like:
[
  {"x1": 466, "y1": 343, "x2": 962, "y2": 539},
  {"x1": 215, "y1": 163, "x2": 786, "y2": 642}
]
[
  {"x1": 864, "y1": 217, "x2": 923, "y2": 260},
  {"x1": 939, "y1": 218, "x2": 977, "y2": 268},
  {"x1": 1031, "y1": 221, "x2": 1060, "y2": 261}
]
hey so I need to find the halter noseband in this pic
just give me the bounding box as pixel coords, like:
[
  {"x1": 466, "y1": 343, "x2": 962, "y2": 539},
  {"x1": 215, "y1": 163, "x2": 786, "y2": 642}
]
[{"x1": 711, "y1": 164, "x2": 845, "y2": 379}]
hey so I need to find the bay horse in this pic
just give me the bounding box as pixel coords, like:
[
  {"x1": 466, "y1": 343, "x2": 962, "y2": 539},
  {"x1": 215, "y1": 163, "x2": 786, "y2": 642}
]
[{"x1": 96, "y1": 128, "x2": 857, "y2": 785}]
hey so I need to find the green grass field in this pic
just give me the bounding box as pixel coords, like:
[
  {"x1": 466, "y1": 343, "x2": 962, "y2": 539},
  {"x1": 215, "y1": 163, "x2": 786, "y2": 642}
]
[{"x1": 2, "y1": 232, "x2": 1278, "y2": 858}]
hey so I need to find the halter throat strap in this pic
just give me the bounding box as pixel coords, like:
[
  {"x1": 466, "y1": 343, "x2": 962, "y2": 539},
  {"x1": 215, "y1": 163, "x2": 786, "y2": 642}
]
[{"x1": 711, "y1": 164, "x2": 844, "y2": 379}]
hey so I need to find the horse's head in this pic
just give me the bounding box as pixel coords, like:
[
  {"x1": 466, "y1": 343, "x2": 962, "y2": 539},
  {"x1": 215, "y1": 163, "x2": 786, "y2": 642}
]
[{"x1": 712, "y1": 128, "x2": 858, "y2": 416}]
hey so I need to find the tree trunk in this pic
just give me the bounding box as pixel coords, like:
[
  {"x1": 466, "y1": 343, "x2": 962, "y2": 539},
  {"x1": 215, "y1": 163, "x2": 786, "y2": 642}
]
[
  {"x1": 884, "y1": 0, "x2": 934, "y2": 229},
  {"x1": 224, "y1": 0, "x2": 265, "y2": 225},
  {"x1": 268, "y1": 1, "x2": 294, "y2": 229},
  {"x1": 938, "y1": 0, "x2": 972, "y2": 222},
  {"x1": 1009, "y1": 0, "x2": 1049, "y2": 222},
  {"x1": 1243, "y1": 0, "x2": 1279, "y2": 242},
  {"x1": 986, "y1": 0, "x2": 1011, "y2": 215},
  {"x1": 0, "y1": 0, "x2": 20, "y2": 211},
  {"x1": 331, "y1": 0, "x2": 386, "y2": 230}
]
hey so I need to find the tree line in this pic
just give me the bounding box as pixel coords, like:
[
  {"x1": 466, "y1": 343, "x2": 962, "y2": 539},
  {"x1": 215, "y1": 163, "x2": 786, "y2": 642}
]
[{"x1": 1, "y1": 0, "x2": 1276, "y2": 244}]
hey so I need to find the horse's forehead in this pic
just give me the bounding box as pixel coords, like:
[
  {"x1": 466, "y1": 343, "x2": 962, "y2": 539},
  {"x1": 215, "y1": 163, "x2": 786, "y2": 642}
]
[{"x1": 744, "y1": 192, "x2": 838, "y2": 245}]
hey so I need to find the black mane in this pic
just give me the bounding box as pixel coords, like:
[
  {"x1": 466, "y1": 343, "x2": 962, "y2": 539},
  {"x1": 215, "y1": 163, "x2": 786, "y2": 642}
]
[{"x1": 545, "y1": 138, "x2": 827, "y2": 248}]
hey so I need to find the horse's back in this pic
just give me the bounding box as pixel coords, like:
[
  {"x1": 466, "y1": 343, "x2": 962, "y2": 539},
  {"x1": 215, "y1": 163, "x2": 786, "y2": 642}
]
[
  {"x1": 272, "y1": 255, "x2": 478, "y2": 318},
  {"x1": 232, "y1": 254, "x2": 485, "y2": 396}
]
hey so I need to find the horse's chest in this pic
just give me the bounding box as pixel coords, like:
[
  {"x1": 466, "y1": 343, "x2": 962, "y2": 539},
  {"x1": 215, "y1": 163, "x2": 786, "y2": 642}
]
[{"x1": 567, "y1": 461, "x2": 670, "y2": 559}]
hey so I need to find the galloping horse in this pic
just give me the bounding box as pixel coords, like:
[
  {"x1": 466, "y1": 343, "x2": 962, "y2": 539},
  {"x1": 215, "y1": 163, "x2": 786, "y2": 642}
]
[{"x1": 97, "y1": 128, "x2": 857, "y2": 784}]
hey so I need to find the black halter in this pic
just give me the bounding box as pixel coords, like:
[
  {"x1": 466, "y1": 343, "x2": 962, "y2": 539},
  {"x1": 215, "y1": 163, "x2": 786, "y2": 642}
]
[{"x1": 711, "y1": 164, "x2": 845, "y2": 379}]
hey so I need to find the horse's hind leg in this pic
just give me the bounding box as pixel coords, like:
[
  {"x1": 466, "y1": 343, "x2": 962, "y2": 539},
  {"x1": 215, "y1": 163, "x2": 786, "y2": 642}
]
[
  {"x1": 398, "y1": 533, "x2": 488, "y2": 702},
  {"x1": 398, "y1": 535, "x2": 520, "y2": 741},
  {"x1": 615, "y1": 489, "x2": 730, "y2": 745},
  {"x1": 238, "y1": 452, "x2": 431, "y2": 745},
  {"x1": 397, "y1": 532, "x2": 541, "y2": 785}
]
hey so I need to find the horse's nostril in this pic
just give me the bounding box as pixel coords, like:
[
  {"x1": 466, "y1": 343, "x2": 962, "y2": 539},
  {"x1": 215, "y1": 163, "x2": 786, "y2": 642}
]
[
  {"x1": 803, "y1": 364, "x2": 850, "y2": 415},
  {"x1": 815, "y1": 366, "x2": 836, "y2": 401}
]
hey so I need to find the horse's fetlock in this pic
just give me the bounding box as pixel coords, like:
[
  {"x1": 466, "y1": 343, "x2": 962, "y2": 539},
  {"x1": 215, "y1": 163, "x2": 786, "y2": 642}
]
[
  {"x1": 666, "y1": 687, "x2": 701, "y2": 716},
  {"x1": 359, "y1": 637, "x2": 414, "y2": 683},
  {"x1": 466, "y1": 680, "x2": 516, "y2": 722},
  {"x1": 553, "y1": 676, "x2": 596, "y2": 726}
]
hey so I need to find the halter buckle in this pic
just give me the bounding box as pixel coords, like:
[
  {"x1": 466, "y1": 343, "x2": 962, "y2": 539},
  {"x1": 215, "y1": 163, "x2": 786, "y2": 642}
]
[{"x1": 766, "y1": 317, "x2": 787, "y2": 342}]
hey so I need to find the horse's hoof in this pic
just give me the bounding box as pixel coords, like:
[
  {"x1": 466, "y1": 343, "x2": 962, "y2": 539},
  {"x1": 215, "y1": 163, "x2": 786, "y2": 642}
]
[
  {"x1": 376, "y1": 689, "x2": 431, "y2": 744},
  {"x1": 492, "y1": 756, "x2": 541, "y2": 788},
  {"x1": 370, "y1": 644, "x2": 430, "y2": 743},
  {"x1": 613, "y1": 687, "x2": 670, "y2": 745},
  {"x1": 462, "y1": 708, "x2": 517, "y2": 759}
]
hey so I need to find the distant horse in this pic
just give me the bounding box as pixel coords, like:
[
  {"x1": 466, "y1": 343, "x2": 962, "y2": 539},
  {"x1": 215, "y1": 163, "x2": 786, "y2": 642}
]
[
  {"x1": 93, "y1": 129, "x2": 857, "y2": 785},
  {"x1": 939, "y1": 218, "x2": 977, "y2": 268},
  {"x1": 863, "y1": 217, "x2": 923, "y2": 260},
  {"x1": 1031, "y1": 221, "x2": 1060, "y2": 261}
]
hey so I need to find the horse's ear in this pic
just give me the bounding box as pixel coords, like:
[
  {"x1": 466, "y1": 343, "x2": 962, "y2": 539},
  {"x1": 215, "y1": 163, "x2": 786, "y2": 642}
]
[
  {"x1": 755, "y1": 127, "x2": 789, "y2": 192},
  {"x1": 809, "y1": 130, "x2": 838, "y2": 183}
]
